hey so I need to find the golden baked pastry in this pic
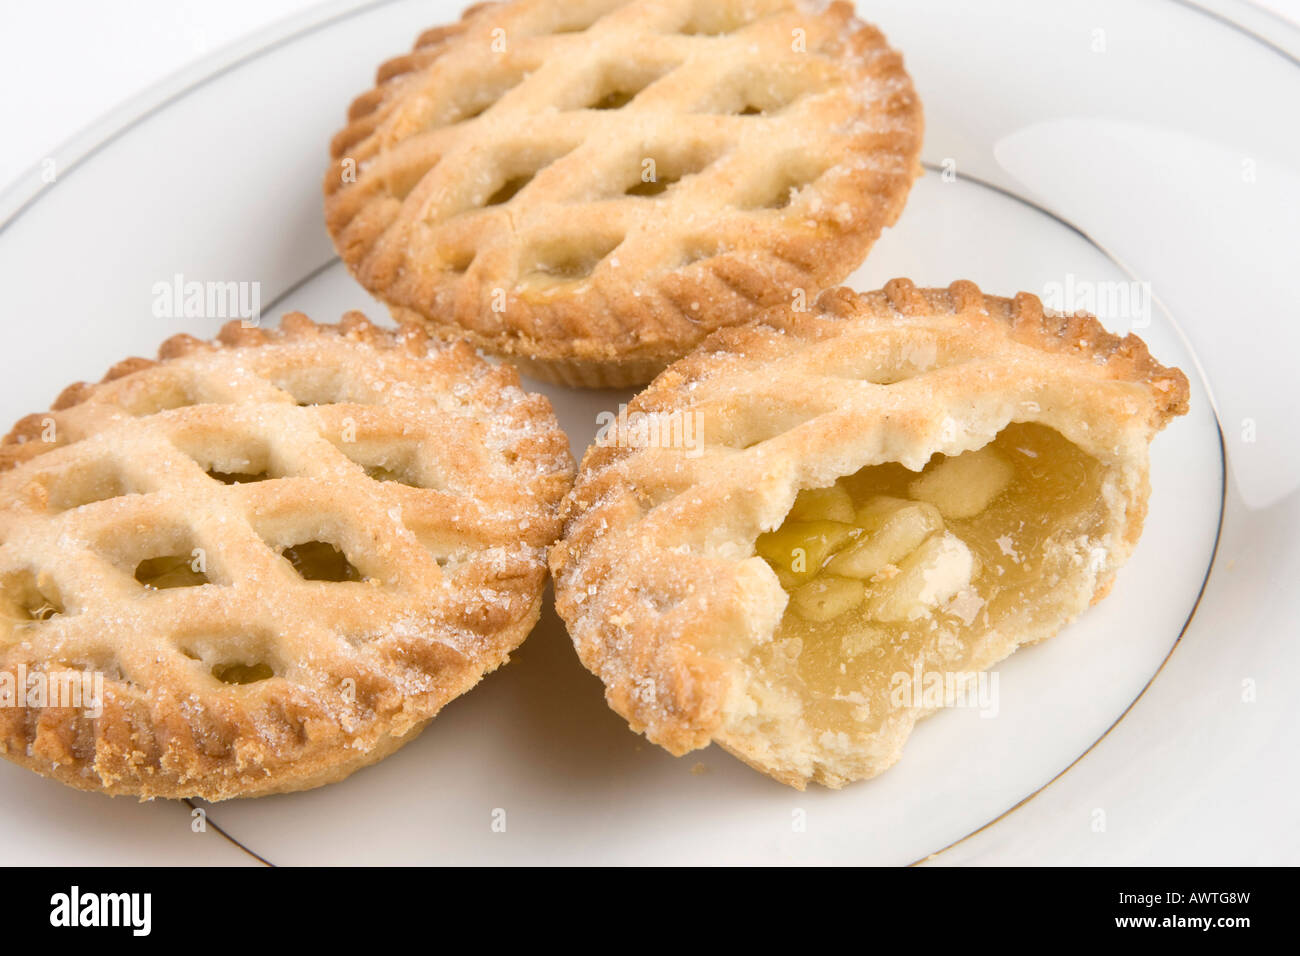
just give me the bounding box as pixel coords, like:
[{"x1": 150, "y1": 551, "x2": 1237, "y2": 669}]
[
  {"x1": 550, "y1": 280, "x2": 1190, "y2": 788},
  {"x1": 0, "y1": 313, "x2": 574, "y2": 800},
  {"x1": 325, "y1": 0, "x2": 922, "y2": 388}
]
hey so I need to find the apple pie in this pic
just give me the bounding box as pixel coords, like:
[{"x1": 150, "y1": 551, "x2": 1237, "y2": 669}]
[
  {"x1": 0, "y1": 313, "x2": 574, "y2": 799},
  {"x1": 550, "y1": 280, "x2": 1190, "y2": 788},
  {"x1": 325, "y1": 0, "x2": 923, "y2": 387}
]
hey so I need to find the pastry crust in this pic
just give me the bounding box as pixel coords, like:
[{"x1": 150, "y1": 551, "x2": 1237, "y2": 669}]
[
  {"x1": 0, "y1": 313, "x2": 574, "y2": 800},
  {"x1": 325, "y1": 0, "x2": 923, "y2": 387},
  {"x1": 550, "y1": 279, "x2": 1189, "y2": 787}
]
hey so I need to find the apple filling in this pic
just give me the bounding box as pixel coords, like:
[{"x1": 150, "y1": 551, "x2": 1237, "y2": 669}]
[
  {"x1": 135, "y1": 555, "x2": 210, "y2": 590},
  {"x1": 281, "y1": 541, "x2": 363, "y2": 582},
  {"x1": 750, "y1": 423, "x2": 1109, "y2": 736},
  {"x1": 213, "y1": 661, "x2": 275, "y2": 685},
  {"x1": 0, "y1": 571, "x2": 65, "y2": 636}
]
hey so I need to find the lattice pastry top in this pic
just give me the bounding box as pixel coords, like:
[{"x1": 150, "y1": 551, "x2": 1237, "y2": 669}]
[
  {"x1": 325, "y1": 0, "x2": 923, "y2": 388},
  {"x1": 550, "y1": 280, "x2": 1190, "y2": 787},
  {"x1": 0, "y1": 313, "x2": 574, "y2": 800}
]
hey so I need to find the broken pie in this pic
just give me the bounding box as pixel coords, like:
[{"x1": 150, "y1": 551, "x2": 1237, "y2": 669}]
[
  {"x1": 0, "y1": 313, "x2": 574, "y2": 799},
  {"x1": 550, "y1": 280, "x2": 1190, "y2": 788},
  {"x1": 325, "y1": 0, "x2": 922, "y2": 387}
]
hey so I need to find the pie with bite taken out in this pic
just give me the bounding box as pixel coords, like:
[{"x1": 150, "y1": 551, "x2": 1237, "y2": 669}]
[
  {"x1": 0, "y1": 313, "x2": 574, "y2": 800},
  {"x1": 324, "y1": 0, "x2": 922, "y2": 388},
  {"x1": 550, "y1": 279, "x2": 1190, "y2": 788}
]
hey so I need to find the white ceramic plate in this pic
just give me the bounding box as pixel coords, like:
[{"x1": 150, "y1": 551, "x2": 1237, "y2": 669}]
[{"x1": 1, "y1": 0, "x2": 1295, "y2": 865}]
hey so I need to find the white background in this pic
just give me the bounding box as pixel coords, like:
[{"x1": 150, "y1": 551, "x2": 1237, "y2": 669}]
[{"x1": 1, "y1": 0, "x2": 1298, "y2": 190}]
